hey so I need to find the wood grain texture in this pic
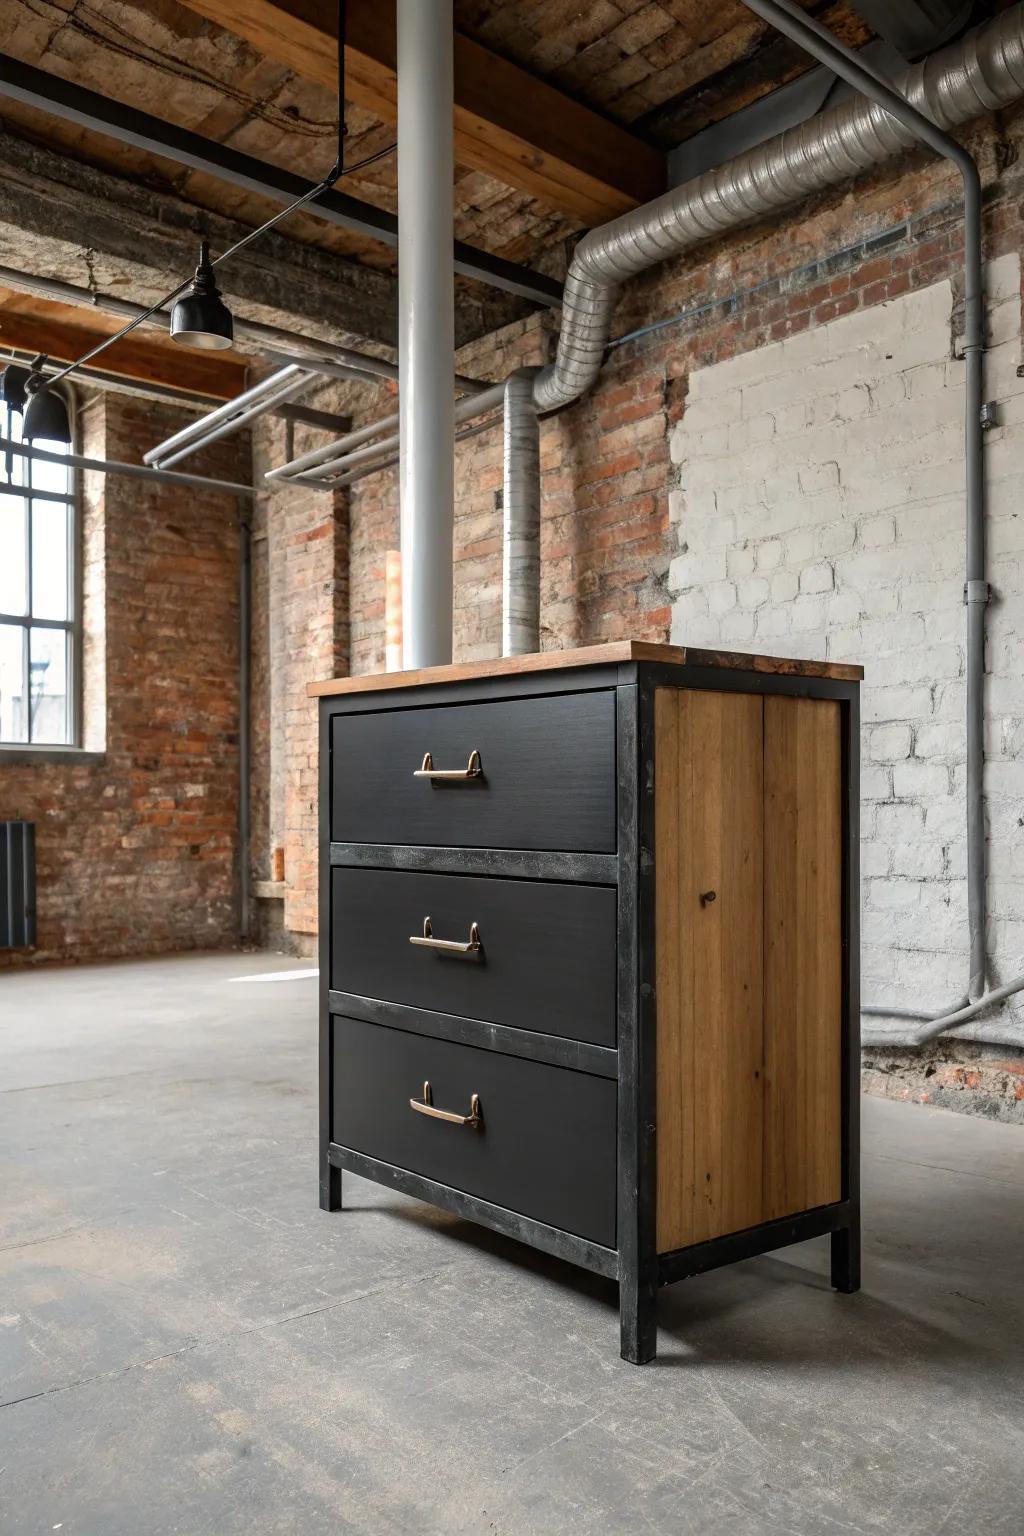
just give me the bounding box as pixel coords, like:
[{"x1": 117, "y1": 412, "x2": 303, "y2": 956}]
[
  {"x1": 655, "y1": 688, "x2": 765, "y2": 1251},
  {"x1": 655, "y1": 689, "x2": 844, "y2": 1254},
  {"x1": 175, "y1": 0, "x2": 664, "y2": 221},
  {"x1": 763, "y1": 696, "x2": 843, "y2": 1220},
  {"x1": 0, "y1": 292, "x2": 249, "y2": 401},
  {"x1": 308, "y1": 642, "x2": 863, "y2": 696}
]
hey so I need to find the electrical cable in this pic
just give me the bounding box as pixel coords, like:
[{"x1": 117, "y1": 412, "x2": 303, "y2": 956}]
[{"x1": 27, "y1": 2, "x2": 392, "y2": 397}]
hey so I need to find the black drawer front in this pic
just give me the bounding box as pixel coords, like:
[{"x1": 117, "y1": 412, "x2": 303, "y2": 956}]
[
  {"x1": 331, "y1": 867, "x2": 617, "y2": 1047},
  {"x1": 332, "y1": 1016, "x2": 617, "y2": 1247},
  {"x1": 330, "y1": 690, "x2": 616, "y2": 852}
]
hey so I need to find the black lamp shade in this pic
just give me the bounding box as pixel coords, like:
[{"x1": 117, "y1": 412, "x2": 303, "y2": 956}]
[
  {"x1": 23, "y1": 386, "x2": 71, "y2": 444},
  {"x1": 170, "y1": 289, "x2": 234, "y2": 350},
  {"x1": 0, "y1": 364, "x2": 30, "y2": 414},
  {"x1": 171, "y1": 242, "x2": 234, "y2": 351}
]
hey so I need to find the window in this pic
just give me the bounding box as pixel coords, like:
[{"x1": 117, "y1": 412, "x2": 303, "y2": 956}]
[{"x1": 0, "y1": 392, "x2": 78, "y2": 747}]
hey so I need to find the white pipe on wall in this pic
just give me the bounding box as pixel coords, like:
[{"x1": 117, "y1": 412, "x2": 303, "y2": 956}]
[{"x1": 397, "y1": 0, "x2": 456, "y2": 669}]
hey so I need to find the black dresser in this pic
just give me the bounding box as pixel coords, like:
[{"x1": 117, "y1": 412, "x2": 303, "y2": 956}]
[{"x1": 313, "y1": 642, "x2": 862, "y2": 1364}]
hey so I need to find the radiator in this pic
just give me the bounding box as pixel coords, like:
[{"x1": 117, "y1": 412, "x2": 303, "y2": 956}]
[{"x1": 1, "y1": 821, "x2": 36, "y2": 948}]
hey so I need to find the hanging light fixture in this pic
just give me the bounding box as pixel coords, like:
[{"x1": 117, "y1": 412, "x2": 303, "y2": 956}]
[
  {"x1": 23, "y1": 366, "x2": 71, "y2": 444},
  {"x1": 0, "y1": 364, "x2": 30, "y2": 414},
  {"x1": 19, "y1": 3, "x2": 360, "y2": 395},
  {"x1": 170, "y1": 241, "x2": 234, "y2": 351}
]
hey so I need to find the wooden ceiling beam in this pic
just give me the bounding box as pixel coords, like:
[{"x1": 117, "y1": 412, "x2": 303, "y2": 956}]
[
  {"x1": 0, "y1": 306, "x2": 248, "y2": 401},
  {"x1": 176, "y1": 0, "x2": 666, "y2": 224}
]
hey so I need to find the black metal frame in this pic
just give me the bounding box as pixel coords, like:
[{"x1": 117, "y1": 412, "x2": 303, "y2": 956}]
[
  {"x1": 0, "y1": 390, "x2": 80, "y2": 750},
  {"x1": 318, "y1": 656, "x2": 861, "y2": 1363},
  {"x1": 0, "y1": 54, "x2": 562, "y2": 310}
]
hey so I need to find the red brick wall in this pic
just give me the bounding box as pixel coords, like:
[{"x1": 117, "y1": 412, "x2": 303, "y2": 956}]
[
  {"x1": 0, "y1": 393, "x2": 245, "y2": 966},
  {"x1": 252, "y1": 411, "x2": 349, "y2": 949}
]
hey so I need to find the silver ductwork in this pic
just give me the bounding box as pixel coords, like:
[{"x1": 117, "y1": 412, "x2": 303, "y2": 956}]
[{"x1": 533, "y1": 5, "x2": 1024, "y2": 413}]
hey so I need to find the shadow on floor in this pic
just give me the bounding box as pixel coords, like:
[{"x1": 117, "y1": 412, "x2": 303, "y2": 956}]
[{"x1": 337, "y1": 1190, "x2": 996, "y2": 1378}]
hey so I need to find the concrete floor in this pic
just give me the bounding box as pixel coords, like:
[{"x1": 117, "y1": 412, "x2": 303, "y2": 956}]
[{"x1": 2, "y1": 954, "x2": 1023, "y2": 1536}]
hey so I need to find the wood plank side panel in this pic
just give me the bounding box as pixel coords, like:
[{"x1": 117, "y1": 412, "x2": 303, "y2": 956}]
[
  {"x1": 656, "y1": 688, "x2": 765, "y2": 1252},
  {"x1": 763, "y1": 697, "x2": 843, "y2": 1220}
]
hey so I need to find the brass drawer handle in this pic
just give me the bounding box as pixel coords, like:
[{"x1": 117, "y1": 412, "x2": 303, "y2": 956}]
[
  {"x1": 409, "y1": 916, "x2": 481, "y2": 955},
  {"x1": 413, "y1": 749, "x2": 482, "y2": 780},
  {"x1": 410, "y1": 1080, "x2": 482, "y2": 1129}
]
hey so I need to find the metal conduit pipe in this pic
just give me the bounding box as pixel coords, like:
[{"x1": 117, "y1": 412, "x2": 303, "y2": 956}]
[
  {"x1": 328, "y1": 410, "x2": 504, "y2": 489},
  {"x1": 265, "y1": 369, "x2": 495, "y2": 484},
  {"x1": 747, "y1": 0, "x2": 1016, "y2": 1044},
  {"x1": 518, "y1": 2, "x2": 1024, "y2": 1047},
  {"x1": 531, "y1": 6, "x2": 1024, "y2": 414},
  {"x1": 0, "y1": 435, "x2": 253, "y2": 497},
  {"x1": 264, "y1": 411, "x2": 401, "y2": 482},
  {"x1": 144, "y1": 365, "x2": 307, "y2": 463},
  {"x1": 502, "y1": 370, "x2": 541, "y2": 656},
  {"x1": 280, "y1": 382, "x2": 507, "y2": 487},
  {"x1": 157, "y1": 371, "x2": 318, "y2": 469},
  {"x1": 149, "y1": 369, "x2": 317, "y2": 469}
]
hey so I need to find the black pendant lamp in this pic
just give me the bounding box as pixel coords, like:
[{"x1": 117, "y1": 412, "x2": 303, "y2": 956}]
[
  {"x1": 23, "y1": 372, "x2": 71, "y2": 444},
  {"x1": 170, "y1": 241, "x2": 234, "y2": 351},
  {"x1": 0, "y1": 364, "x2": 30, "y2": 414}
]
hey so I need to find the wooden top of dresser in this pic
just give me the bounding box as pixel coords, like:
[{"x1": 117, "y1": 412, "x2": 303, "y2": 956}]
[{"x1": 308, "y1": 642, "x2": 863, "y2": 697}]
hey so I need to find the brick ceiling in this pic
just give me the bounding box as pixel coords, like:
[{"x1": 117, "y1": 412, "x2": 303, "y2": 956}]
[{"x1": 0, "y1": 0, "x2": 877, "y2": 283}]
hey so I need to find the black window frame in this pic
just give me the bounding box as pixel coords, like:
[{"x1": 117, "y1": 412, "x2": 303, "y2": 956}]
[{"x1": 0, "y1": 386, "x2": 81, "y2": 750}]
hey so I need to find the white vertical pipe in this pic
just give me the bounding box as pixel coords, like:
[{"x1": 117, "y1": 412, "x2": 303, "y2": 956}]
[
  {"x1": 502, "y1": 370, "x2": 541, "y2": 656},
  {"x1": 397, "y1": 0, "x2": 455, "y2": 668}
]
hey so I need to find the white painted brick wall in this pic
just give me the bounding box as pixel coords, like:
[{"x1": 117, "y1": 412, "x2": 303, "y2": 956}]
[{"x1": 669, "y1": 255, "x2": 1024, "y2": 1041}]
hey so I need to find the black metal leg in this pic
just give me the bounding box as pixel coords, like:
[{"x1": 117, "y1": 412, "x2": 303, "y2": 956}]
[
  {"x1": 619, "y1": 1274, "x2": 657, "y2": 1364},
  {"x1": 831, "y1": 1211, "x2": 860, "y2": 1293},
  {"x1": 320, "y1": 1161, "x2": 342, "y2": 1212}
]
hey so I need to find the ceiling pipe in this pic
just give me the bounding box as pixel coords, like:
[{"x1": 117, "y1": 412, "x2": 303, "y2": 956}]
[
  {"x1": 264, "y1": 410, "x2": 401, "y2": 481},
  {"x1": 154, "y1": 368, "x2": 318, "y2": 468},
  {"x1": 0, "y1": 434, "x2": 252, "y2": 497},
  {"x1": 271, "y1": 382, "x2": 506, "y2": 487},
  {"x1": 397, "y1": 0, "x2": 456, "y2": 669},
  {"x1": 324, "y1": 409, "x2": 504, "y2": 489},
  {"x1": 531, "y1": 6, "x2": 1024, "y2": 415},
  {"x1": 144, "y1": 364, "x2": 311, "y2": 466}
]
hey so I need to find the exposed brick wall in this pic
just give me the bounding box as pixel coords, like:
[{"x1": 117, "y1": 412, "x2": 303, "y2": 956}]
[
  {"x1": 347, "y1": 317, "x2": 674, "y2": 677},
  {"x1": 0, "y1": 393, "x2": 245, "y2": 966},
  {"x1": 252, "y1": 408, "x2": 349, "y2": 950}
]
